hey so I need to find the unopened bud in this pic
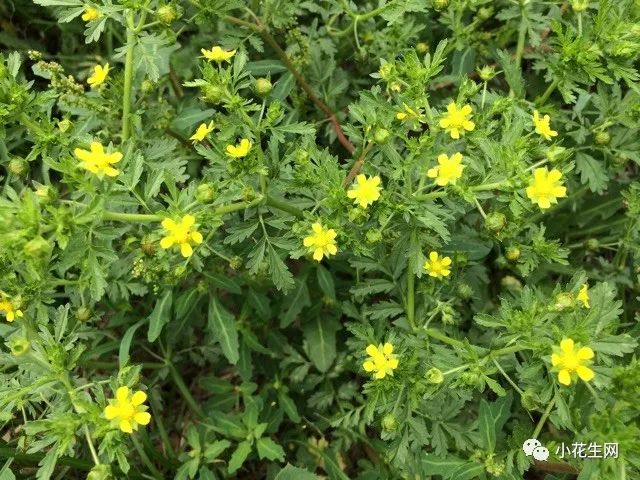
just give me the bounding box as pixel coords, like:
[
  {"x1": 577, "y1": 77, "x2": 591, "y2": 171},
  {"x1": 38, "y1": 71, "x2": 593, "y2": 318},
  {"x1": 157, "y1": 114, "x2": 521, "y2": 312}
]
[
  {"x1": 374, "y1": 128, "x2": 390, "y2": 144},
  {"x1": 254, "y1": 78, "x2": 272, "y2": 96},
  {"x1": 505, "y1": 246, "x2": 521, "y2": 261},
  {"x1": 485, "y1": 212, "x2": 507, "y2": 233},
  {"x1": 425, "y1": 367, "x2": 444, "y2": 384}
]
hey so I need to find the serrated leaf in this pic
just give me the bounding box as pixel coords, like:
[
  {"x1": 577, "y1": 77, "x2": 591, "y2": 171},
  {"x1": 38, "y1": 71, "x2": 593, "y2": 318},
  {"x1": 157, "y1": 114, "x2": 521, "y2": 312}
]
[
  {"x1": 303, "y1": 316, "x2": 338, "y2": 372},
  {"x1": 275, "y1": 464, "x2": 319, "y2": 480},
  {"x1": 256, "y1": 437, "x2": 285, "y2": 462},
  {"x1": 227, "y1": 441, "x2": 252, "y2": 474},
  {"x1": 147, "y1": 290, "x2": 173, "y2": 342}
]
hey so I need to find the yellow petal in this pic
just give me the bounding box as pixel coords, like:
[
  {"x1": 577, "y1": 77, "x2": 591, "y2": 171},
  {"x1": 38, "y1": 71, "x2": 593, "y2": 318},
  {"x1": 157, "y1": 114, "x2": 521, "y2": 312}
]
[
  {"x1": 374, "y1": 370, "x2": 386, "y2": 379},
  {"x1": 558, "y1": 369, "x2": 571, "y2": 386},
  {"x1": 160, "y1": 236, "x2": 174, "y2": 249},
  {"x1": 134, "y1": 411, "x2": 151, "y2": 425},
  {"x1": 161, "y1": 218, "x2": 176, "y2": 230},
  {"x1": 429, "y1": 251, "x2": 438, "y2": 262},
  {"x1": 551, "y1": 353, "x2": 561, "y2": 366},
  {"x1": 365, "y1": 344, "x2": 379, "y2": 357},
  {"x1": 119, "y1": 419, "x2": 133, "y2": 433},
  {"x1": 577, "y1": 347, "x2": 594, "y2": 360},
  {"x1": 576, "y1": 366, "x2": 594, "y2": 382},
  {"x1": 104, "y1": 405, "x2": 118, "y2": 420},
  {"x1": 191, "y1": 231, "x2": 203, "y2": 244},
  {"x1": 182, "y1": 215, "x2": 195, "y2": 228},
  {"x1": 313, "y1": 248, "x2": 323, "y2": 261},
  {"x1": 180, "y1": 242, "x2": 193, "y2": 257},
  {"x1": 382, "y1": 343, "x2": 393, "y2": 355},
  {"x1": 116, "y1": 386, "x2": 130, "y2": 402},
  {"x1": 560, "y1": 338, "x2": 574, "y2": 353},
  {"x1": 363, "y1": 361, "x2": 375, "y2": 372},
  {"x1": 131, "y1": 391, "x2": 147, "y2": 406}
]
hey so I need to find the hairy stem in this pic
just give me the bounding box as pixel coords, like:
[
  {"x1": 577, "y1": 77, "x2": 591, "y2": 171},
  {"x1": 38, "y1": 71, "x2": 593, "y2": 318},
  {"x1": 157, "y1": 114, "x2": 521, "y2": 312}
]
[{"x1": 121, "y1": 12, "x2": 136, "y2": 142}]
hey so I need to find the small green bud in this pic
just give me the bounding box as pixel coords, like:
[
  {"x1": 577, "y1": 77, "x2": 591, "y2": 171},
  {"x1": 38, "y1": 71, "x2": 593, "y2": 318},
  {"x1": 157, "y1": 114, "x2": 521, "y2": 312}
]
[
  {"x1": 520, "y1": 389, "x2": 540, "y2": 411},
  {"x1": 23, "y1": 236, "x2": 51, "y2": 258},
  {"x1": 76, "y1": 306, "x2": 92, "y2": 322},
  {"x1": 174, "y1": 265, "x2": 187, "y2": 278},
  {"x1": 545, "y1": 146, "x2": 567, "y2": 162},
  {"x1": 584, "y1": 238, "x2": 599, "y2": 251},
  {"x1": 478, "y1": 65, "x2": 496, "y2": 81},
  {"x1": 57, "y1": 118, "x2": 72, "y2": 132},
  {"x1": 374, "y1": 128, "x2": 390, "y2": 144},
  {"x1": 553, "y1": 292, "x2": 574, "y2": 311},
  {"x1": 156, "y1": 4, "x2": 181, "y2": 24},
  {"x1": 595, "y1": 131, "x2": 610, "y2": 145},
  {"x1": 505, "y1": 246, "x2": 521, "y2": 261},
  {"x1": 295, "y1": 149, "x2": 310, "y2": 164},
  {"x1": 9, "y1": 337, "x2": 31, "y2": 356},
  {"x1": 229, "y1": 256, "x2": 243, "y2": 270},
  {"x1": 433, "y1": 0, "x2": 449, "y2": 10},
  {"x1": 348, "y1": 207, "x2": 367, "y2": 223},
  {"x1": 381, "y1": 414, "x2": 398, "y2": 432},
  {"x1": 478, "y1": 7, "x2": 493, "y2": 20},
  {"x1": 416, "y1": 42, "x2": 429, "y2": 53},
  {"x1": 484, "y1": 454, "x2": 506, "y2": 477},
  {"x1": 196, "y1": 280, "x2": 208, "y2": 293},
  {"x1": 196, "y1": 183, "x2": 216, "y2": 204},
  {"x1": 362, "y1": 31, "x2": 375, "y2": 43},
  {"x1": 425, "y1": 367, "x2": 444, "y2": 384},
  {"x1": 35, "y1": 184, "x2": 55, "y2": 203},
  {"x1": 571, "y1": 0, "x2": 588, "y2": 12},
  {"x1": 141, "y1": 79, "x2": 155, "y2": 94},
  {"x1": 141, "y1": 236, "x2": 156, "y2": 256},
  {"x1": 87, "y1": 464, "x2": 111, "y2": 480},
  {"x1": 242, "y1": 186, "x2": 258, "y2": 201},
  {"x1": 501, "y1": 275, "x2": 522, "y2": 291},
  {"x1": 366, "y1": 229, "x2": 383, "y2": 244},
  {"x1": 9, "y1": 158, "x2": 28, "y2": 176},
  {"x1": 203, "y1": 85, "x2": 225, "y2": 104},
  {"x1": 484, "y1": 212, "x2": 507, "y2": 233},
  {"x1": 254, "y1": 77, "x2": 273, "y2": 96},
  {"x1": 457, "y1": 283, "x2": 473, "y2": 299}
]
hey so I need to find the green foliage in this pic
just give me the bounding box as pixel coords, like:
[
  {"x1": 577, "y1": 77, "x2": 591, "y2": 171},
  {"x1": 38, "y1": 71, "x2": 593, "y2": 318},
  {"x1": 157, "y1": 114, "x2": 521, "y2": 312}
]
[{"x1": 0, "y1": 0, "x2": 639, "y2": 479}]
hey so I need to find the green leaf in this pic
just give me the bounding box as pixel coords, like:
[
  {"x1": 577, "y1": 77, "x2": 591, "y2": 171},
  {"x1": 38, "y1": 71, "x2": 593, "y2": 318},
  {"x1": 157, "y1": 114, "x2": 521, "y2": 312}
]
[
  {"x1": 303, "y1": 316, "x2": 338, "y2": 372},
  {"x1": 207, "y1": 297, "x2": 239, "y2": 364},
  {"x1": 267, "y1": 244, "x2": 294, "y2": 291},
  {"x1": 119, "y1": 319, "x2": 146, "y2": 368},
  {"x1": 227, "y1": 441, "x2": 252, "y2": 474},
  {"x1": 277, "y1": 391, "x2": 301, "y2": 422},
  {"x1": 478, "y1": 393, "x2": 513, "y2": 452},
  {"x1": 256, "y1": 437, "x2": 285, "y2": 462},
  {"x1": 246, "y1": 59, "x2": 288, "y2": 76},
  {"x1": 203, "y1": 440, "x2": 231, "y2": 460},
  {"x1": 316, "y1": 264, "x2": 335, "y2": 299},
  {"x1": 272, "y1": 72, "x2": 295, "y2": 100},
  {"x1": 275, "y1": 464, "x2": 319, "y2": 480},
  {"x1": 575, "y1": 153, "x2": 608, "y2": 193},
  {"x1": 280, "y1": 277, "x2": 310, "y2": 327},
  {"x1": 497, "y1": 49, "x2": 524, "y2": 97},
  {"x1": 147, "y1": 289, "x2": 173, "y2": 342}
]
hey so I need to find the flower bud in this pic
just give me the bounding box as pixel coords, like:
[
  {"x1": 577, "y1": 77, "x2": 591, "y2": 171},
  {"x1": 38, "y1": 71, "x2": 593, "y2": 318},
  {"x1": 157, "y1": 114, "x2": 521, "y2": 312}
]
[
  {"x1": 484, "y1": 212, "x2": 506, "y2": 233},
  {"x1": 9, "y1": 337, "x2": 31, "y2": 356},
  {"x1": 457, "y1": 283, "x2": 473, "y2": 299},
  {"x1": 9, "y1": 158, "x2": 28, "y2": 176},
  {"x1": 501, "y1": 275, "x2": 522, "y2": 291},
  {"x1": 174, "y1": 265, "x2": 187, "y2": 278},
  {"x1": 595, "y1": 131, "x2": 610, "y2": 145},
  {"x1": 520, "y1": 389, "x2": 540, "y2": 411},
  {"x1": 203, "y1": 85, "x2": 225, "y2": 104},
  {"x1": 571, "y1": 0, "x2": 588, "y2": 12},
  {"x1": 196, "y1": 183, "x2": 216, "y2": 204},
  {"x1": 433, "y1": 0, "x2": 449, "y2": 10},
  {"x1": 254, "y1": 77, "x2": 273, "y2": 96},
  {"x1": 478, "y1": 65, "x2": 496, "y2": 81},
  {"x1": 76, "y1": 306, "x2": 92, "y2": 322},
  {"x1": 141, "y1": 79, "x2": 155, "y2": 94},
  {"x1": 57, "y1": 118, "x2": 72, "y2": 132},
  {"x1": 553, "y1": 292, "x2": 574, "y2": 311},
  {"x1": 478, "y1": 7, "x2": 493, "y2": 20},
  {"x1": 23, "y1": 236, "x2": 51, "y2": 258},
  {"x1": 381, "y1": 414, "x2": 398, "y2": 432},
  {"x1": 366, "y1": 229, "x2": 383, "y2": 244},
  {"x1": 295, "y1": 149, "x2": 310, "y2": 164},
  {"x1": 425, "y1": 367, "x2": 444, "y2": 384},
  {"x1": 156, "y1": 4, "x2": 181, "y2": 24},
  {"x1": 584, "y1": 238, "x2": 599, "y2": 251},
  {"x1": 545, "y1": 146, "x2": 567, "y2": 163},
  {"x1": 242, "y1": 186, "x2": 258, "y2": 201},
  {"x1": 505, "y1": 246, "x2": 521, "y2": 261},
  {"x1": 348, "y1": 207, "x2": 367, "y2": 224},
  {"x1": 416, "y1": 42, "x2": 429, "y2": 53},
  {"x1": 87, "y1": 464, "x2": 111, "y2": 480},
  {"x1": 374, "y1": 128, "x2": 390, "y2": 144},
  {"x1": 229, "y1": 256, "x2": 243, "y2": 270},
  {"x1": 141, "y1": 236, "x2": 156, "y2": 256}
]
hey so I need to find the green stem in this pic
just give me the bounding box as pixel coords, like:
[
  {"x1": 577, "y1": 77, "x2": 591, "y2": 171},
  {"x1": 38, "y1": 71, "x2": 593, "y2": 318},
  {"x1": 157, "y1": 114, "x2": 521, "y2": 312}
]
[
  {"x1": 470, "y1": 181, "x2": 508, "y2": 192},
  {"x1": 18, "y1": 113, "x2": 47, "y2": 137},
  {"x1": 491, "y1": 344, "x2": 526, "y2": 357},
  {"x1": 265, "y1": 195, "x2": 305, "y2": 218},
  {"x1": 168, "y1": 364, "x2": 204, "y2": 418},
  {"x1": 131, "y1": 434, "x2": 162, "y2": 479},
  {"x1": 532, "y1": 397, "x2": 555, "y2": 439},
  {"x1": 121, "y1": 11, "x2": 136, "y2": 142},
  {"x1": 406, "y1": 230, "x2": 416, "y2": 331},
  {"x1": 491, "y1": 356, "x2": 525, "y2": 395},
  {"x1": 514, "y1": 9, "x2": 528, "y2": 72},
  {"x1": 103, "y1": 211, "x2": 162, "y2": 222},
  {"x1": 148, "y1": 389, "x2": 176, "y2": 459},
  {"x1": 414, "y1": 191, "x2": 447, "y2": 201},
  {"x1": 83, "y1": 425, "x2": 101, "y2": 466},
  {"x1": 424, "y1": 328, "x2": 466, "y2": 349},
  {"x1": 537, "y1": 78, "x2": 560, "y2": 105}
]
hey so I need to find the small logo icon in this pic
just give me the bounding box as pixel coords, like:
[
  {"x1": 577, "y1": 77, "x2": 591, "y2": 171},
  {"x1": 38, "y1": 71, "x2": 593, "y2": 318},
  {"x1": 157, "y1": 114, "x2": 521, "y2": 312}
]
[{"x1": 523, "y1": 439, "x2": 549, "y2": 461}]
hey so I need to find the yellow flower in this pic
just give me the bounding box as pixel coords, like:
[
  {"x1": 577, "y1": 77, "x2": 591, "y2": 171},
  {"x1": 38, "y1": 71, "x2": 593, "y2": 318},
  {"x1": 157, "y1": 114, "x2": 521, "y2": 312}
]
[
  {"x1": 81, "y1": 6, "x2": 100, "y2": 22},
  {"x1": 303, "y1": 223, "x2": 337, "y2": 262},
  {"x1": 525, "y1": 167, "x2": 567, "y2": 209},
  {"x1": 347, "y1": 174, "x2": 382, "y2": 208},
  {"x1": 160, "y1": 215, "x2": 203, "y2": 258},
  {"x1": 104, "y1": 386, "x2": 151, "y2": 434},
  {"x1": 551, "y1": 338, "x2": 595, "y2": 386},
  {"x1": 363, "y1": 343, "x2": 399, "y2": 379},
  {"x1": 427, "y1": 152, "x2": 465, "y2": 186},
  {"x1": 577, "y1": 284, "x2": 590, "y2": 308},
  {"x1": 74, "y1": 142, "x2": 122, "y2": 177},
  {"x1": 532, "y1": 110, "x2": 558, "y2": 141},
  {"x1": 423, "y1": 251, "x2": 452, "y2": 278},
  {"x1": 0, "y1": 295, "x2": 23, "y2": 322},
  {"x1": 190, "y1": 121, "x2": 215, "y2": 143},
  {"x1": 87, "y1": 63, "x2": 110, "y2": 88},
  {"x1": 201, "y1": 46, "x2": 236, "y2": 63},
  {"x1": 226, "y1": 139, "x2": 252, "y2": 158},
  {"x1": 439, "y1": 102, "x2": 475, "y2": 139}
]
